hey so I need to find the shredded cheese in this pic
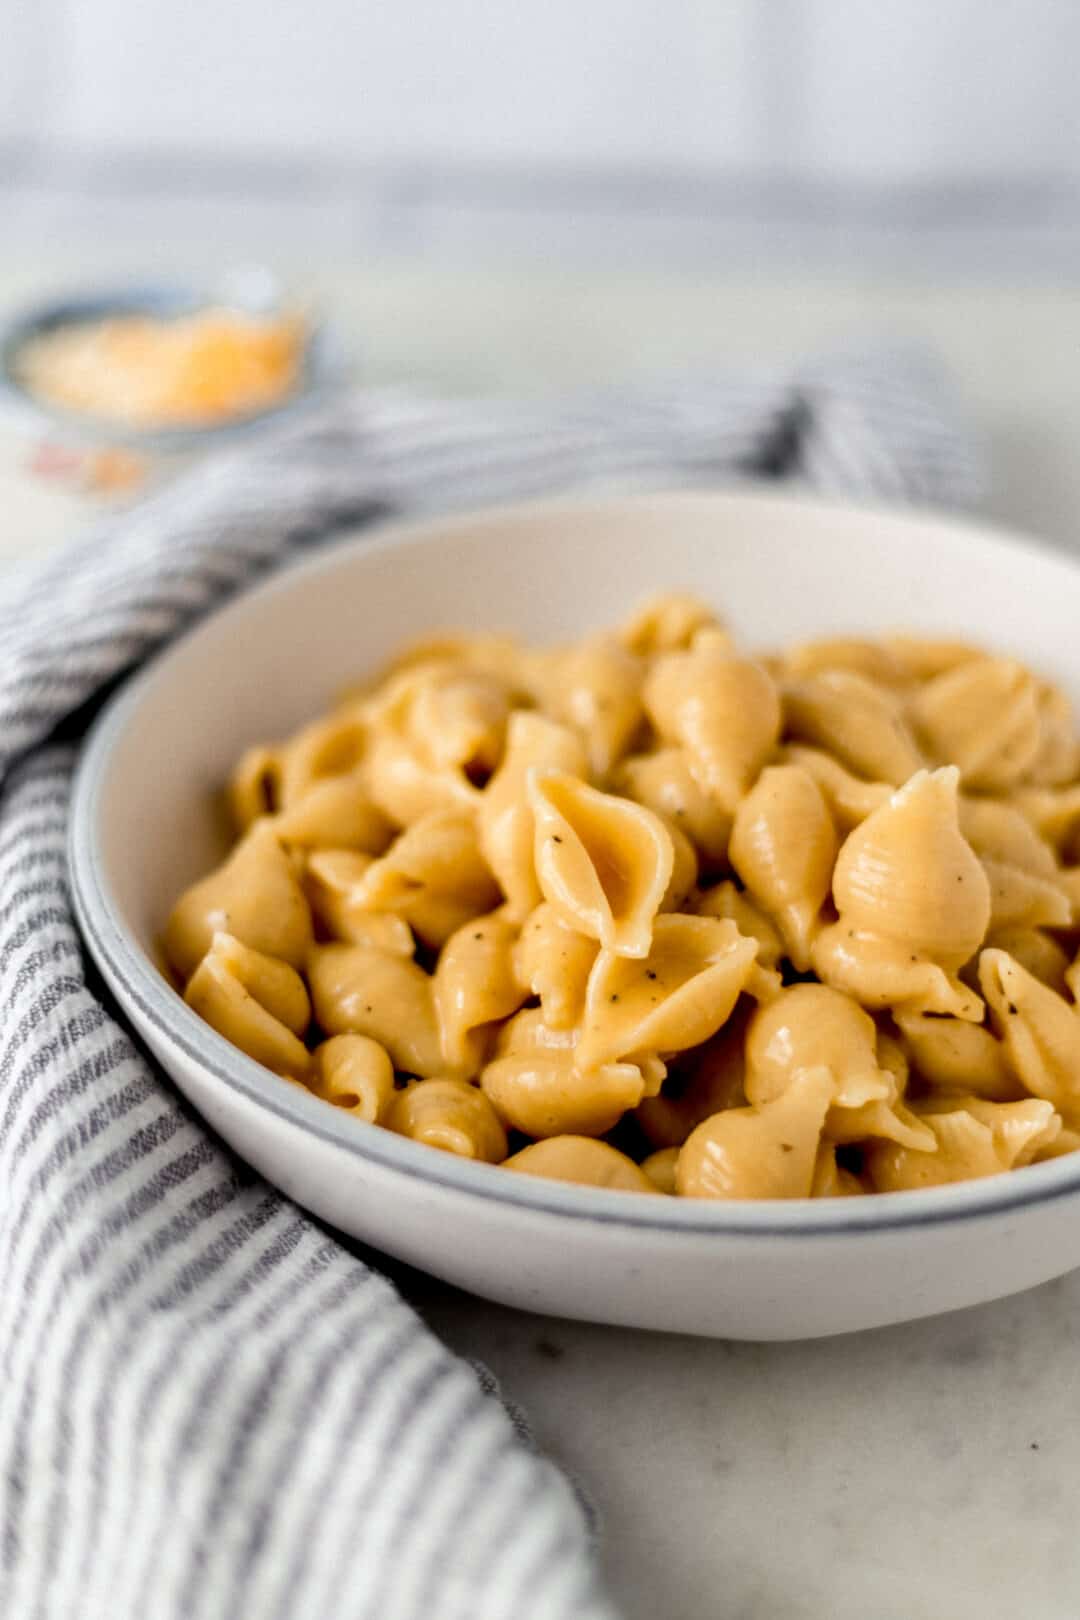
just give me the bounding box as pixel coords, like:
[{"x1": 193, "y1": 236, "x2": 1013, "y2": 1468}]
[{"x1": 17, "y1": 307, "x2": 306, "y2": 428}]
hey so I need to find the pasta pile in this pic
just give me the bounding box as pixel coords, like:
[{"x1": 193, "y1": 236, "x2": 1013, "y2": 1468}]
[{"x1": 162, "y1": 594, "x2": 1080, "y2": 1199}]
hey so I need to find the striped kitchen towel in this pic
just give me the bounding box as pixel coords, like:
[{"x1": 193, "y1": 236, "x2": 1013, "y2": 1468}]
[{"x1": 0, "y1": 350, "x2": 980, "y2": 1620}]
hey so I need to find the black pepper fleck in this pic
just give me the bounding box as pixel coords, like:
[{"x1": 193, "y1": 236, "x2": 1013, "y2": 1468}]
[
  {"x1": 1008, "y1": 1002, "x2": 1019, "y2": 1016},
  {"x1": 645, "y1": 970, "x2": 658, "y2": 980},
  {"x1": 610, "y1": 993, "x2": 620, "y2": 1003}
]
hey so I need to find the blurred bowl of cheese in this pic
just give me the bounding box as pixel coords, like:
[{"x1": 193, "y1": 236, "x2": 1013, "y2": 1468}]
[{"x1": 0, "y1": 271, "x2": 339, "y2": 461}]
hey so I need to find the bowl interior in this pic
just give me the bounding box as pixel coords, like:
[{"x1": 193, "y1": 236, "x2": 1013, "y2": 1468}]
[
  {"x1": 74, "y1": 487, "x2": 1080, "y2": 1230},
  {"x1": 96, "y1": 489, "x2": 1080, "y2": 947}
]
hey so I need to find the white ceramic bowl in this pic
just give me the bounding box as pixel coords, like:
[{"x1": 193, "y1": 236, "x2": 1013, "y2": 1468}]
[{"x1": 70, "y1": 489, "x2": 1080, "y2": 1341}]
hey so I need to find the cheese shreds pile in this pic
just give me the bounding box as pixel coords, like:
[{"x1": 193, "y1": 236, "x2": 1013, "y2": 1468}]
[{"x1": 17, "y1": 307, "x2": 305, "y2": 428}]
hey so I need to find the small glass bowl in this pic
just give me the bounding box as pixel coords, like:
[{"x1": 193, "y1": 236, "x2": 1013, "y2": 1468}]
[{"x1": 0, "y1": 269, "x2": 343, "y2": 454}]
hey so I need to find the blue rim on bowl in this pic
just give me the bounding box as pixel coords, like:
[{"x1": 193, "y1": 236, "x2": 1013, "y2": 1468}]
[
  {"x1": 67, "y1": 491, "x2": 1080, "y2": 1240},
  {"x1": 0, "y1": 275, "x2": 343, "y2": 452}
]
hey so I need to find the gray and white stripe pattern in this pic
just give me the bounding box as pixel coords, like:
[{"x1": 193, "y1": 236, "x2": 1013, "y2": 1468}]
[{"x1": 0, "y1": 352, "x2": 979, "y2": 1620}]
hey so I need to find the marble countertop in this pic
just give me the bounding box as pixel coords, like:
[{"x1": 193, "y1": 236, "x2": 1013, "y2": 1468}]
[{"x1": 2, "y1": 258, "x2": 1078, "y2": 1620}]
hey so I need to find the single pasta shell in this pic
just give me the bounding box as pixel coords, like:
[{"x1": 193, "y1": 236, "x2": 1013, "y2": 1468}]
[
  {"x1": 986, "y1": 928, "x2": 1069, "y2": 997},
  {"x1": 307, "y1": 942, "x2": 446, "y2": 1079},
  {"x1": 958, "y1": 796, "x2": 1060, "y2": 876},
  {"x1": 729, "y1": 764, "x2": 838, "y2": 971},
  {"x1": 783, "y1": 637, "x2": 908, "y2": 688},
  {"x1": 479, "y1": 711, "x2": 589, "y2": 918},
  {"x1": 272, "y1": 775, "x2": 395, "y2": 854},
  {"x1": 355, "y1": 810, "x2": 498, "y2": 913},
  {"x1": 275, "y1": 713, "x2": 367, "y2": 808},
  {"x1": 910, "y1": 657, "x2": 1042, "y2": 791},
  {"x1": 832, "y1": 767, "x2": 990, "y2": 967},
  {"x1": 640, "y1": 1146, "x2": 681, "y2": 1194},
  {"x1": 1026, "y1": 684, "x2": 1080, "y2": 787},
  {"x1": 538, "y1": 635, "x2": 645, "y2": 777},
  {"x1": 434, "y1": 915, "x2": 526, "y2": 1071},
  {"x1": 660, "y1": 816, "x2": 699, "y2": 912},
  {"x1": 980, "y1": 857, "x2": 1071, "y2": 931},
  {"x1": 615, "y1": 747, "x2": 732, "y2": 866},
  {"x1": 480, "y1": 1053, "x2": 644, "y2": 1138},
  {"x1": 184, "y1": 936, "x2": 311, "y2": 1080},
  {"x1": 782, "y1": 669, "x2": 924, "y2": 785},
  {"x1": 576, "y1": 915, "x2": 758, "y2": 1071},
  {"x1": 894, "y1": 1008, "x2": 1021, "y2": 1102},
  {"x1": 676, "y1": 1067, "x2": 834, "y2": 1200},
  {"x1": 302, "y1": 849, "x2": 416, "y2": 955},
  {"x1": 866, "y1": 1111, "x2": 1002, "y2": 1192},
  {"x1": 642, "y1": 647, "x2": 781, "y2": 812},
  {"x1": 617, "y1": 592, "x2": 721, "y2": 657},
  {"x1": 502, "y1": 1136, "x2": 658, "y2": 1193},
  {"x1": 957, "y1": 797, "x2": 1070, "y2": 930},
  {"x1": 512, "y1": 904, "x2": 599, "y2": 1031},
  {"x1": 867, "y1": 1097, "x2": 1059, "y2": 1191},
  {"x1": 200, "y1": 930, "x2": 310, "y2": 1033},
  {"x1": 311, "y1": 1034, "x2": 396, "y2": 1124},
  {"x1": 408, "y1": 669, "x2": 510, "y2": 775},
  {"x1": 386, "y1": 1077, "x2": 507, "y2": 1163},
  {"x1": 917, "y1": 1093, "x2": 1061, "y2": 1169},
  {"x1": 163, "y1": 820, "x2": 313, "y2": 982},
  {"x1": 364, "y1": 730, "x2": 481, "y2": 828},
  {"x1": 979, "y1": 948, "x2": 1080, "y2": 1124},
  {"x1": 227, "y1": 744, "x2": 283, "y2": 832},
  {"x1": 530, "y1": 769, "x2": 674, "y2": 959},
  {"x1": 744, "y1": 983, "x2": 884, "y2": 1109},
  {"x1": 881, "y1": 635, "x2": 981, "y2": 684}
]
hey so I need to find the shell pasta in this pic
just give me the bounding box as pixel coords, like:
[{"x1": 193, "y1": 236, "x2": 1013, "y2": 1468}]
[{"x1": 162, "y1": 594, "x2": 1080, "y2": 1199}]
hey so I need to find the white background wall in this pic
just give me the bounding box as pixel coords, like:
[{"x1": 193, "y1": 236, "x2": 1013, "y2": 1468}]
[{"x1": 3, "y1": 0, "x2": 1080, "y2": 270}]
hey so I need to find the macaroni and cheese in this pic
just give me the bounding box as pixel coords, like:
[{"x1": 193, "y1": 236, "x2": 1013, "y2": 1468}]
[{"x1": 162, "y1": 594, "x2": 1080, "y2": 1198}]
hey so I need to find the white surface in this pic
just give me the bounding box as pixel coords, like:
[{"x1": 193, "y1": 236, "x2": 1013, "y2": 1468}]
[
  {"x1": 4, "y1": 262, "x2": 1080, "y2": 557},
  {"x1": 6, "y1": 260, "x2": 1080, "y2": 1617},
  {"x1": 6, "y1": 0, "x2": 1080, "y2": 182},
  {"x1": 72, "y1": 492, "x2": 1080, "y2": 1344},
  {"x1": 10, "y1": 3, "x2": 1080, "y2": 300},
  {"x1": 39, "y1": 0, "x2": 762, "y2": 170}
]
